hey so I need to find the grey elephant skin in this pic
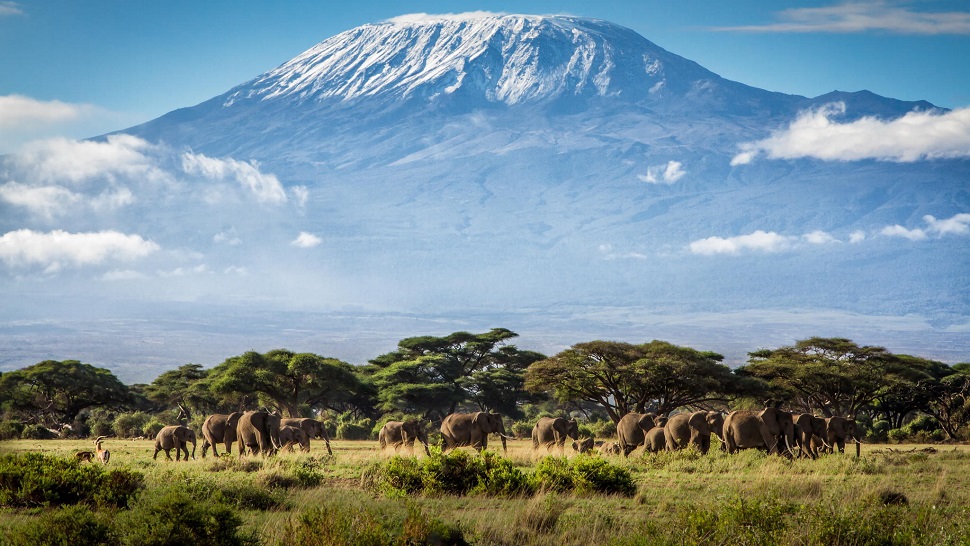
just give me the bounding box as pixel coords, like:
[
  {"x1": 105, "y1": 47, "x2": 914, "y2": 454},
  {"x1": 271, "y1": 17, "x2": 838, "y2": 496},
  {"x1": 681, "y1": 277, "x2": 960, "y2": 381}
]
[
  {"x1": 665, "y1": 411, "x2": 725, "y2": 454},
  {"x1": 278, "y1": 425, "x2": 311, "y2": 452},
  {"x1": 440, "y1": 412, "x2": 509, "y2": 453},
  {"x1": 572, "y1": 436, "x2": 595, "y2": 453},
  {"x1": 281, "y1": 417, "x2": 333, "y2": 455},
  {"x1": 723, "y1": 407, "x2": 795, "y2": 455},
  {"x1": 531, "y1": 417, "x2": 579, "y2": 452},
  {"x1": 644, "y1": 427, "x2": 666, "y2": 453},
  {"x1": 153, "y1": 425, "x2": 197, "y2": 461},
  {"x1": 237, "y1": 410, "x2": 282, "y2": 456},
  {"x1": 825, "y1": 416, "x2": 860, "y2": 457},
  {"x1": 792, "y1": 413, "x2": 828, "y2": 459},
  {"x1": 379, "y1": 420, "x2": 431, "y2": 455},
  {"x1": 201, "y1": 412, "x2": 242, "y2": 458},
  {"x1": 616, "y1": 412, "x2": 661, "y2": 456}
]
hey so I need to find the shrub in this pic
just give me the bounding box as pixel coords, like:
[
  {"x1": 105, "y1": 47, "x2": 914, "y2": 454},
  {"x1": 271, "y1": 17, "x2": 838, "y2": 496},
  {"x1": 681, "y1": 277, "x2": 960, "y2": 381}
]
[
  {"x1": 336, "y1": 421, "x2": 373, "y2": 440},
  {"x1": 20, "y1": 424, "x2": 56, "y2": 439},
  {"x1": 2, "y1": 504, "x2": 116, "y2": 546},
  {"x1": 869, "y1": 419, "x2": 891, "y2": 442},
  {"x1": 570, "y1": 455, "x2": 636, "y2": 496},
  {"x1": 364, "y1": 448, "x2": 532, "y2": 498},
  {"x1": 116, "y1": 486, "x2": 258, "y2": 546},
  {"x1": 141, "y1": 418, "x2": 165, "y2": 438},
  {"x1": 0, "y1": 452, "x2": 143, "y2": 508},
  {"x1": 532, "y1": 457, "x2": 574, "y2": 493},
  {"x1": 586, "y1": 419, "x2": 617, "y2": 439},
  {"x1": 0, "y1": 420, "x2": 24, "y2": 440},
  {"x1": 511, "y1": 420, "x2": 534, "y2": 439},
  {"x1": 113, "y1": 412, "x2": 153, "y2": 438}
]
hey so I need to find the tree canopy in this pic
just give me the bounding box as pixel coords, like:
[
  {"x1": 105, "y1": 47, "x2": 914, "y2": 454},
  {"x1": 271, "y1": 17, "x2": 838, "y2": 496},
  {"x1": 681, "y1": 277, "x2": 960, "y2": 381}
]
[
  {"x1": 0, "y1": 360, "x2": 130, "y2": 425},
  {"x1": 525, "y1": 340, "x2": 750, "y2": 422},
  {"x1": 368, "y1": 328, "x2": 545, "y2": 420}
]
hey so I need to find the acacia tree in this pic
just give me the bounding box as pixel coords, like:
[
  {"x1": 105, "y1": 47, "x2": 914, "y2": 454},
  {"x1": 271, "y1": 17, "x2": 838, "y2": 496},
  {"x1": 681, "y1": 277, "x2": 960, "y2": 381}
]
[
  {"x1": 525, "y1": 340, "x2": 747, "y2": 423},
  {"x1": 741, "y1": 337, "x2": 922, "y2": 417},
  {"x1": 369, "y1": 328, "x2": 543, "y2": 421},
  {"x1": 922, "y1": 371, "x2": 970, "y2": 440},
  {"x1": 0, "y1": 360, "x2": 130, "y2": 425},
  {"x1": 143, "y1": 363, "x2": 217, "y2": 422},
  {"x1": 207, "y1": 349, "x2": 363, "y2": 418}
]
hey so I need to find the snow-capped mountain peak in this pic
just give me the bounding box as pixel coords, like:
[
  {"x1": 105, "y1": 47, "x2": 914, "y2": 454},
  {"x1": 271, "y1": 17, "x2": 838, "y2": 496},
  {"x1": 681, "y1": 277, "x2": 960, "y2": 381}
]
[{"x1": 224, "y1": 13, "x2": 711, "y2": 107}]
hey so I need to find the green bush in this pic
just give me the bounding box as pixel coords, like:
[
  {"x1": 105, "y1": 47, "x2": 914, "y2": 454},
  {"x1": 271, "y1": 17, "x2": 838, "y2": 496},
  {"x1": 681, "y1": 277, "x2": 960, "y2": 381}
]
[
  {"x1": 532, "y1": 455, "x2": 636, "y2": 497},
  {"x1": 869, "y1": 419, "x2": 891, "y2": 442},
  {"x1": 2, "y1": 504, "x2": 116, "y2": 546},
  {"x1": 116, "y1": 486, "x2": 258, "y2": 546},
  {"x1": 336, "y1": 421, "x2": 373, "y2": 440},
  {"x1": 112, "y1": 412, "x2": 148, "y2": 438},
  {"x1": 0, "y1": 452, "x2": 143, "y2": 508},
  {"x1": 0, "y1": 420, "x2": 24, "y2": 440},
  {"x1": 363, "y1": 448, "x2": 532, "y2": 498},
  {"x1": 570, "y1": 455, "x2": 636, "y2": 496},
  {"x1": 585, "y1": 419, "x2": 617, "y2": 439},
  {"x1": 141, "y1": 418, "x2": 165, "y2": 438},
  {"x1": 19, "y1": 424, "x2": 56, "y2": 439}
]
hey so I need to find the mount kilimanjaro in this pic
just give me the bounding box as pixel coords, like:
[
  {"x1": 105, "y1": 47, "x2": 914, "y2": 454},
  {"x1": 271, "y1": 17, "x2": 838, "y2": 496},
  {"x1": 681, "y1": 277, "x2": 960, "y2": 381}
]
[{"x1": 3, "y1": 13, "x2": 967, "y2": 379}]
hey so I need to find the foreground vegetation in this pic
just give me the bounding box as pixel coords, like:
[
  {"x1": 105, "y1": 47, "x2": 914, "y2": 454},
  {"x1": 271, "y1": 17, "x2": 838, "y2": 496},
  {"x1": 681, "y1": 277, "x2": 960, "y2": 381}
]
[{"x1": 2, "y1": 438, "x2": 970, "y2": 545}]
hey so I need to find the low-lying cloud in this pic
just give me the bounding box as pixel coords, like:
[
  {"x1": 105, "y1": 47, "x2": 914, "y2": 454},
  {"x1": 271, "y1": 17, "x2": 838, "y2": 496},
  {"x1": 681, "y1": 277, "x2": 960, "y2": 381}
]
[
  {"x1": 181, "y1": 152, "x2": 287, "y2": 204},
  {"x1": 291, "y1": 232, "x2": 323, "y2": 248},
  {"x1": 689, "y1": 230, "x2": 796, "y2": 255},
  {"x1": 713, "y1": 2, "x2": 970, "y2": 35},
  {"x1": 0, "y1": 229, "x2": 159, "y2": 272},
  {"x1": 732, "y1": 103, "x2": 970, "y2": 164}
]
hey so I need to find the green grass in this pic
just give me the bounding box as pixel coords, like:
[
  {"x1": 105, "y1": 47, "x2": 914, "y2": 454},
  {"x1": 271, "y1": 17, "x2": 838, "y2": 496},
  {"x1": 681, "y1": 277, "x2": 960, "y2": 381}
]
[{"x1": 2, "y1": 438, "x2": 970, "y2": 545}]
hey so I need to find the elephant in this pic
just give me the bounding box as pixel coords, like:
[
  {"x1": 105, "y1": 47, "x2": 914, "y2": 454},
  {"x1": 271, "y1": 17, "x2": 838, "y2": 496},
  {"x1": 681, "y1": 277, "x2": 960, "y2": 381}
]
[
  {"x1": 572, "y1": 436, "x2": 595, "y2": 454},
  {"x1": 664, "y1": 411, "x2": 718, "y2": 454},
  {"x1": 201, "y1": 412, "x2": 242, "y2": 458},
  {"x1": 281, "y1": 417, "x2": 333, "y2": 455},
  {"x1": 440, "y1": 412, "x2": 511, "y2": 453},
  {"x1": 616, "y1": 412, "x2": 661, "y2": 456},
  {"x1": 278, "y1": 424, "x2": 311, "y2": 453},
  {"x1": 644, "y1": 426, "x2": 667, "y2": 453},
  {"x1": 825, "y1": 416, "x2": 860, "y2": 457},
  {"x1": 153, "y1": 425, "x2": 197, "y2": 461},
  {"x1": 597, "y1": 441, "x2": 622, "y2": 456},
  {"x1": 379, "y1": 420, "x2": 431, "y2": 456},
  {"x1": 792, "y1": 413, "x2": 828, "y2": 459},
  {"x1": 724, "y1": 406, "x2": 797, "y2": 455},
  {"x1": 531, "y1": 417, "x2": 580, "y2": 452},
  {"x1": 237, "y1": 410, "x2": 282, "y2": 456}
]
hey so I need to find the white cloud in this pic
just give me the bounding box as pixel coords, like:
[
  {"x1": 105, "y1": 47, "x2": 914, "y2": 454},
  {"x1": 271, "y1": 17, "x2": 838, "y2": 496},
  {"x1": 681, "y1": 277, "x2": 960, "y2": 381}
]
[
  {"x1": 0, "y1": 95, "x2": 90, "y2": 128},
  {"x1": 689, "y1": 230, "x2": 795, "y2": 255},
  {"x1": 181, "y1": 152, "x2": 287, "y2": 204},
  {"x1": 10, "y1": 134, "x2": 165, "y2": 185},
  {"x1": 291, "y1": 186, "x2": 309, "y2": 207},
  {"x1": 224, "y1": 266, "x2": 248, "y2": 276},
  {"x1": 639, "y1": 161, "x2": 687, "y2": 184},
  {"x1": 0, "y1": 2, "x2": 22, "y2": 16},
  {"x1": 803, "y1": 230, "x2": 840, "y2": 244},
  {"x1": 849, "y1": 230, "x2": 867, "y2": 244},
  {"x1": 880, "y1": 225, "x2": 927, "y2": 241},
  {"x1": 0, "y1": 229, "x2": 159, "y2": 272},
  {"x1": 291, "y1": 232, "x2": 322, "y2": 248},
  {"x1": 713, "y1": 2, "x2": 970, "y2": 35},
  {"x1": 924, "y1": 213, "x2": 970, "y2": 235},
  {"x1": 0, "y1": 182, "x2": 81, "y2": 219},
  {"x1": 732, "y1": 103, "x2": 970, "y2": 164}
]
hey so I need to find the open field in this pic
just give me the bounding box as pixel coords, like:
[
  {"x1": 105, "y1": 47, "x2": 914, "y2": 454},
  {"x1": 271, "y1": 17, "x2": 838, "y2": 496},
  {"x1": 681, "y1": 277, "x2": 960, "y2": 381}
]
[{"x1": 3, "y1": 438, "x2": 970, "y2": 545}]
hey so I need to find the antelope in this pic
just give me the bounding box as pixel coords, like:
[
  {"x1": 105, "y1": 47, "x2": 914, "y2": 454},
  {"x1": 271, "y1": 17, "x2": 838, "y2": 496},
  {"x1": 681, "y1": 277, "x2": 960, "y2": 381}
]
[
  {"x1": 75, "y1": 450, "x2": 95, "y2": 462},
  {"x1": 94, "y1": 436, "x2": 110, "y2": 464}
]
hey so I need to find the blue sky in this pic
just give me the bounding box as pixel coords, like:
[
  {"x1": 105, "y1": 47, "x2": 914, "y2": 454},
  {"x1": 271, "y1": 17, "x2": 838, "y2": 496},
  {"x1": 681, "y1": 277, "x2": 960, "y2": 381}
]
[{"x1": 2, "y1": 0, "x2": 969, "y2": 152}]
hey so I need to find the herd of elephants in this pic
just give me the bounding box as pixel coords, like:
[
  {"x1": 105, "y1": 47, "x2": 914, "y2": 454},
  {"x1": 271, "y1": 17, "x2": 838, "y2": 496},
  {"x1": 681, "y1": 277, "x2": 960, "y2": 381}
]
[{"x1": 149, "y1": 406, "x2": 860, "y2": 462}]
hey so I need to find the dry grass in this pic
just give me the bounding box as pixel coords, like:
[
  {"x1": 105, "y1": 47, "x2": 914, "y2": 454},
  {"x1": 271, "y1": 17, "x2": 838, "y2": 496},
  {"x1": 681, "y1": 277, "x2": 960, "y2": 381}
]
[{"x1": 3, "y1": 438, "x2": 970, "y2": 545}]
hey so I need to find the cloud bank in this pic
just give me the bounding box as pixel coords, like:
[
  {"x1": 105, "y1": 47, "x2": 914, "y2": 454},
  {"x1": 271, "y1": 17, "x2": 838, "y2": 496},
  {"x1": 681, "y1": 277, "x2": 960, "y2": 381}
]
[
  {"x1": 732, "y1": 103, "x2": 970, "y2": 164},
  {"x1": 714, "y1": 2, "x2": 970, "y2": 35},
  {"x1": 0, "y1": 229, "x2": 159, "y2": 272}
]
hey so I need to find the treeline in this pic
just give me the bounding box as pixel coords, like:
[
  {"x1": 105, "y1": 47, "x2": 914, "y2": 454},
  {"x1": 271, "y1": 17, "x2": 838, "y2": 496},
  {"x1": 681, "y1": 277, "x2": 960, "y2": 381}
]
[{"x1": 1, "y1": 329, "x2": 967, "y2": 443}]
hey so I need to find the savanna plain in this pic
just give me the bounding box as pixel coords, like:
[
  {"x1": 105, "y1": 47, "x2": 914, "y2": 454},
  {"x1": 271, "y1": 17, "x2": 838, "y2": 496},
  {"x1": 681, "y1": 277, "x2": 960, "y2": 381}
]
[{"x1": 2, "y1": 438, "x2": 969, "y2": 545}]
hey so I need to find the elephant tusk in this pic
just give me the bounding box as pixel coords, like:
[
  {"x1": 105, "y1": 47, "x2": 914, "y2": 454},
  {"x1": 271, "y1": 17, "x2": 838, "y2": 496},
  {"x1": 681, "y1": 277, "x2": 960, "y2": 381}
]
[{"x1": 499, "y1": 434, "x2": 516, "y2": 440}]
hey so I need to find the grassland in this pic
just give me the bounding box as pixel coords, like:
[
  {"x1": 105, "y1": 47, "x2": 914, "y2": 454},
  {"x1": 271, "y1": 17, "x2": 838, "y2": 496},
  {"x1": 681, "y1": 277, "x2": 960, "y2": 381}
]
[{"x1": 2, "y1": 438, "x2": 970, "y2": 545}]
